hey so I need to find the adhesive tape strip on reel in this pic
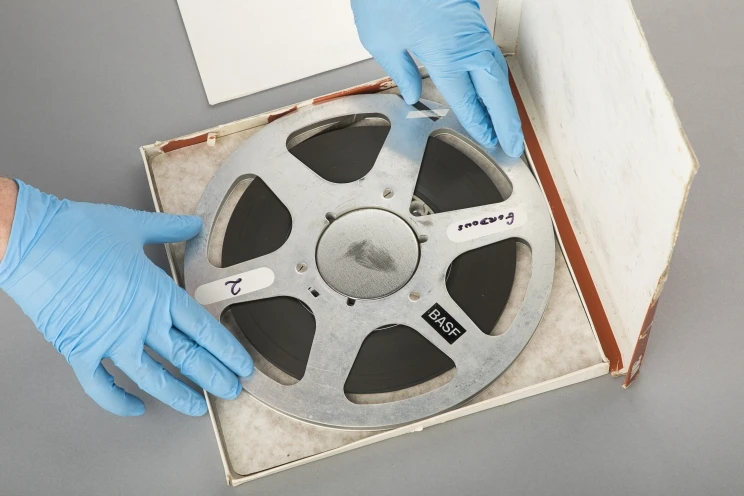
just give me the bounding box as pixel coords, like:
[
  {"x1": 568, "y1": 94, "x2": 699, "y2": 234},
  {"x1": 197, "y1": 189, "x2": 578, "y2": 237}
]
[{"x1": 184, "y1": 94, "x2": 555, "y2": 430}]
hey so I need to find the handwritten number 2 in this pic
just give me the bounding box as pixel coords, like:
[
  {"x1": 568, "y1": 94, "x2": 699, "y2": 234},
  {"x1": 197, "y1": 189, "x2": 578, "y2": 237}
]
[{"x1": 225, "y1": 278, "x2": 243, "y2": 296}]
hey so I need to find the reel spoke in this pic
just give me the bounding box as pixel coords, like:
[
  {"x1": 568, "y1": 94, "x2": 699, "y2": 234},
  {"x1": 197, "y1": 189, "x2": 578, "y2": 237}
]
[
  {"x1": 300, "y1": 312, "x2": 371, "y2": 391},
  {"x1": 404, "y1": 295, "x2": 492, "y2": 364},
  {"x1": 364, "y1": 114, "x2": 434, "y2": 212},
  {"x1": 253, "y1": 150, "x2": 338, "y2": 219},
  {"x1": 415, "y1": 196, "x2": 525, "y2": 260},
  {"x1": 188, "y1": 250, "x2": 288, "y2": 316}
]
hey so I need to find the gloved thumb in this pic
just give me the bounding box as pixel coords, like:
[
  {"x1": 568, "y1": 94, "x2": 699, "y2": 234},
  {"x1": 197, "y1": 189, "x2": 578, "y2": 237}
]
[
  {"x1": 132, "y1": 210, "x2": 203, "y2": 245},
  {"x1": 374, "y1": 50, "x2": 422, "y2": 105}
]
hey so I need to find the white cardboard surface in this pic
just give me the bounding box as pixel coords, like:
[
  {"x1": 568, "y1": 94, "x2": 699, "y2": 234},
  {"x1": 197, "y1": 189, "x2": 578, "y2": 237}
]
[
  {"x1": 493, "y1": 0, "x2": 523, "y2": 53},
  {"x1": 514, "y1": 0, "x2": 698, "y2": 363},
  {"x1": 176, "y1": 0, "x2": 371, "y2": 105}
]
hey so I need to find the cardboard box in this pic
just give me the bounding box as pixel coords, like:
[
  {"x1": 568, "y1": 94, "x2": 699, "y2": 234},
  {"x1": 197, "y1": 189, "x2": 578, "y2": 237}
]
[{"x1": 141, "y1": 0, "x2": 697, "y2": 486}]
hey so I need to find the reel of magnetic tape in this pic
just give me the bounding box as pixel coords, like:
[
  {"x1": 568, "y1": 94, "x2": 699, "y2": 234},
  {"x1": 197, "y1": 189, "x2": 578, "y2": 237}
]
[{"x1": 184, "y1": 94, "x2": 555, "y2": 430}]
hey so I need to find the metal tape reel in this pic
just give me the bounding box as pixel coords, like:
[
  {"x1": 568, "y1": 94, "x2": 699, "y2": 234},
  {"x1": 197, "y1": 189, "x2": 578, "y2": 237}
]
[{"x1": 185, "y1": 94, "x2": 555, "y2": 430}]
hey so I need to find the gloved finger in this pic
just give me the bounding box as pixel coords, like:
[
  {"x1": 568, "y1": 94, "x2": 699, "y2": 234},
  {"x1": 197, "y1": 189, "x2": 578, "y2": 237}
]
[
  {"x1": 429, "y1": 70, "x2": 498, "y2": 149},
  {"x1": 169, "y1": 284, "x2": 254, "y2": 378},
  {"x1": 470, "y1": 61, "x2": 525, "y2": 157},
  {"x1": 71, "y1": 360, "x2": 145, "y2": 416},
  {"x1": 147, "y1": 326, "x2": 242, "y2": 401},
  {"x1": 374, "y1": 50, "x2": 422, "y2": 104},
  {"x1": 115, "y1": 350, "x2": 208, "y2": 416},
  {"x1": 132, "y1": 211, "x2": 203, "y2": 245}
]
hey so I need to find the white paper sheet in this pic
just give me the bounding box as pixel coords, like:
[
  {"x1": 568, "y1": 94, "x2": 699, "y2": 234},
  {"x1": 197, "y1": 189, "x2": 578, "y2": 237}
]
[{"x1": 176, "y1": 0, "x2": 372, "y2": 105}]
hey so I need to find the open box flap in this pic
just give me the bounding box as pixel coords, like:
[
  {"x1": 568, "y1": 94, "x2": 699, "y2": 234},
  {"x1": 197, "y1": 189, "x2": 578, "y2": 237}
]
[{"x1": 502, "y1": 0, "x2": 698, "y2": 382}]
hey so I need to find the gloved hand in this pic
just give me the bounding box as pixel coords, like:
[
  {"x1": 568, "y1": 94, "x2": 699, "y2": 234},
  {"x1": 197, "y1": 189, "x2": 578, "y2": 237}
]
[
  {"x1": 0, "y1": 180, "x2": 253, "y2": 416},
  {"x1": 351, "y1": 0, "x2": 524, "y2": 157}
]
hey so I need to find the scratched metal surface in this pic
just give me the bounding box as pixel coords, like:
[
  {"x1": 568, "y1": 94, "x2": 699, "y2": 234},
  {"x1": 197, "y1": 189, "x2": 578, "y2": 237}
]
[
  {"x1": 1, "y1": 1, "x2": 742, "y2": 495},
  {"x1": 152, "y1": 77, "x2": 601, "y2": 472},
  {"x1": 182, "y1": 91, "x2": 558, "y2": 430}
]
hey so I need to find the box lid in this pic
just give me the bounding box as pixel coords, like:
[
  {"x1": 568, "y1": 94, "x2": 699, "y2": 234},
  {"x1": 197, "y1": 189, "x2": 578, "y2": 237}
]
[{"x1": 504, "y1": 0, "x2": 698, "y2": 383}]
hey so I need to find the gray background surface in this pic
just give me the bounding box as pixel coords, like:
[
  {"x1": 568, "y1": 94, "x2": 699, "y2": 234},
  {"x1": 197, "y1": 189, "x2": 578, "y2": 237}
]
[{"x1": 0, "y1": 1, "x2": 741, "y2": 495}]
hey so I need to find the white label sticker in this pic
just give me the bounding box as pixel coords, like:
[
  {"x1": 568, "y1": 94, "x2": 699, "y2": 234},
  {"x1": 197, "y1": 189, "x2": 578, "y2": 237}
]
[
  {"x1": 446, "y1": 207, "x2": 526, "y2": 243},
  {"x1": 194, "y1": 267, "x2": 275, "y2": 305},
  {"x1": 406, "y1": 109, "x2": 450, "y2": 119}
]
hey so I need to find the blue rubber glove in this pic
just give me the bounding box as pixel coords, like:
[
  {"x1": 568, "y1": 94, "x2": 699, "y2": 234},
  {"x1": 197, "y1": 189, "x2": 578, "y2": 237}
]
[
  {"x1": 0, "y1": 180, "x2": 253, "y2": 416},
  {"x1": 351, "y1": 0, "x2": 524, "y2": 157}
]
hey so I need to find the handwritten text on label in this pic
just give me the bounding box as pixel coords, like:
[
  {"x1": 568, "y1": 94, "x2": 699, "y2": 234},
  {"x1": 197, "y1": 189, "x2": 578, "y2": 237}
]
[
  {"x1": 446, "y1": 206, "x2": 526, "y2": 243},
  {"x1": 194, "y1": 267, "x2": 275, "y2": 306}
]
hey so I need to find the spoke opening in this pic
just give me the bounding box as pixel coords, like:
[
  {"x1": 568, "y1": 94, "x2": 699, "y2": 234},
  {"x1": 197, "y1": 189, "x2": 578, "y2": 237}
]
[
  {"x1": 209, "y1": 174, "x2": 292, "y2": 270},
  {"x1": 429, "y1": 129, "x2": 514, "y2": 200},
  {"x1": 410, "y1": 132, "x2": 513, "y2": 220},
  {"x1": 287, "y1": 113, "x2": 391, "y2": 184},
  {"x1": 446, "y1": 240, "x2": 532, "y2": 336},
  {"x1": 344, "y1": 324, "x2": 456, "y2": 402},
  {"x1": 221, "y1": 296, "x2": 316, "y2": 385}
]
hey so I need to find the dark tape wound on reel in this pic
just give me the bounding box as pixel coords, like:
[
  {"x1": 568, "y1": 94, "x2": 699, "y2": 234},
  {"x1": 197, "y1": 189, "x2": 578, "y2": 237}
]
[{"x1": 221, "y1": 125, "x2": 517, "y2": 395}]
